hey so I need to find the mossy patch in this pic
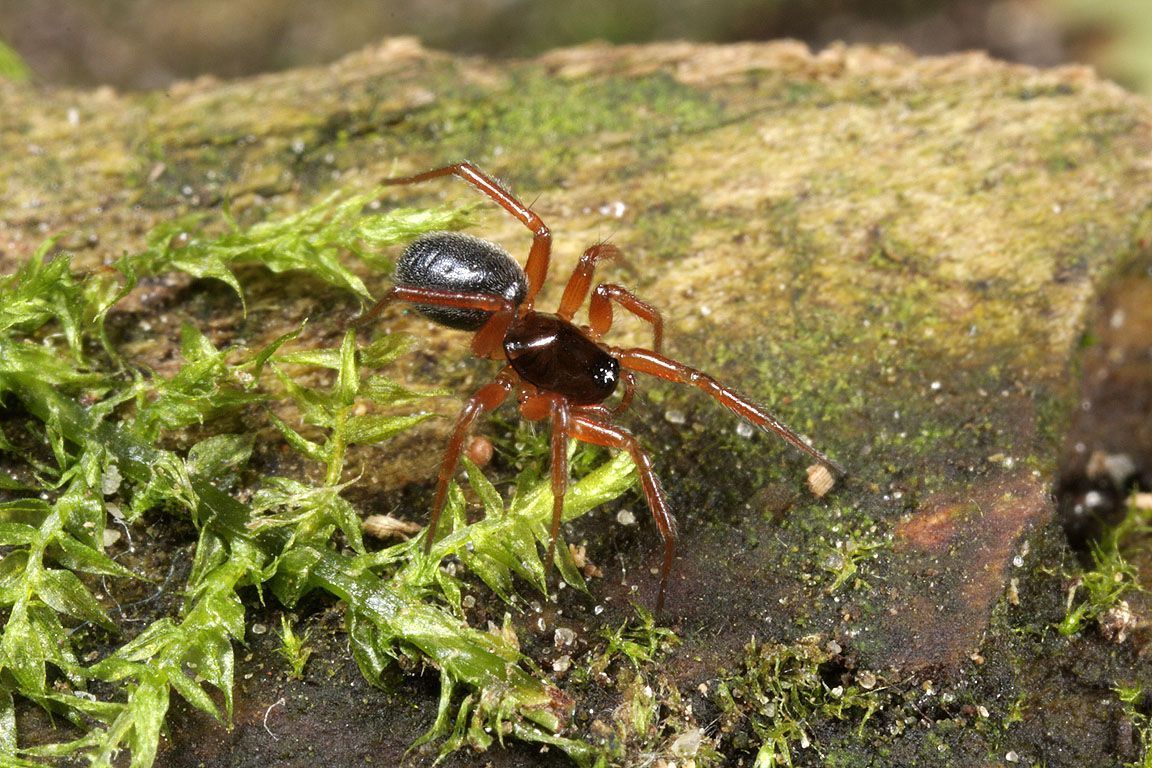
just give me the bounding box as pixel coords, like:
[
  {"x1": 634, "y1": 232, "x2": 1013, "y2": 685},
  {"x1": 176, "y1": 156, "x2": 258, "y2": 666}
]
[{"x1": 3, "y1": 38, "x2": 1152, "y2": 768}]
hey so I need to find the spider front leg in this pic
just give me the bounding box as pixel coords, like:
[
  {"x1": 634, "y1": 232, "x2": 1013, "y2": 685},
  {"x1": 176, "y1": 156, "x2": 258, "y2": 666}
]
[
  {"x1": 424, "y1": 370, "x2": 515, "y2": 554},
  {"x1": 356, "y1": 285, "x2": 516, "y2": 326},
  {"x1": 355, "y1": 286, "x2": 515, "y2": 358},
  {"x1": 555, "y1": 243, "x2": 663, "y2": 352},
  {"x1": 588, "y1": 283, "x2": 664, "y2": 352},
  {"x1": 570, "y1": 414, "x2": 678, "y2": 614},
  {"x1": 557, "y1": 243, "x2": 620, "y2": 319},
  {"x1": 384, "y1": 162, "x2": 553, "y2": 305},
  {"x1": 617, "y1": 348, "x2": 846, "y2": 475}
]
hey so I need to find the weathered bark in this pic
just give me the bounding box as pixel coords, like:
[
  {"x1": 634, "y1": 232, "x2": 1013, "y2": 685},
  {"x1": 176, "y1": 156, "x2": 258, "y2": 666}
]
[{"x1": 3, "y1": 38, "x2": 1152, "y2": 767}]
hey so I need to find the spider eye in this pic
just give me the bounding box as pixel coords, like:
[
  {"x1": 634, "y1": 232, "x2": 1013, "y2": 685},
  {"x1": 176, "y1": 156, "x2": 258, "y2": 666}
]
[{"x1": 594, "y1": 358, "x2": 620, "y2": 390}]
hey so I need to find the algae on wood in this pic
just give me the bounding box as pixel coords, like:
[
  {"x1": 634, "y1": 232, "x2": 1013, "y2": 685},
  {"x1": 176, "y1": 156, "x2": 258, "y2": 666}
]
[{"x1": 2, "y1": 38, "x2": 1152, "y2": 767}]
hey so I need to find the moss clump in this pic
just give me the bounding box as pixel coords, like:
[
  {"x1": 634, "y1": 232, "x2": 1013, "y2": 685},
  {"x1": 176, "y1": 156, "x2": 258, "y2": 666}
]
[
  {"x1": 1060, "y1": 493, "x2": 1151, "y2": 637},
  {"x1": 714, "y1": 636, "x2": 887, "y2": 767},
  {"x1": 0, "y1": 188, "x2": 645, "y2": 767},
  {"x1": 0, "y1": 39, "x2": 29, "y2": 82}
]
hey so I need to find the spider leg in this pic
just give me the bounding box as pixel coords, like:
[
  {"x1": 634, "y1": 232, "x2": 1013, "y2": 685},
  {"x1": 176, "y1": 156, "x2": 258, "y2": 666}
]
[
  {"x1": 355, "y1": 285, "x2": 516, "y2": 327},
  {"x1": 569, "y1": 414, "x2": 677, "y2": 614},
  {"x1": 355, "y1": 286, "x2": 515, "y2": 358},
  {"x1": 577, "y1": 370, "x2": 636, "y2": 419},
  {"x1": 555, "y1": 243, "x2": 663, "y2": 352},
  {"x1": 614, "y1": 370, "x2": 637, "y2": 415},
  {"x1": 557, "y1": 243, "x2": 620, "y2": 319},
  {"x1": 468, "y1": 310, "x2": 515, "y2": 359},
  {"x1": 588, "y1": 283, "x2": 664, "y2": 352},
  {"x1": 384, "y1": 163, "x2": 552, "y2": 305},
  {"x1": 424, "y1": 370, "x2": 516, "y2": 554},
  {"x1": 616, "y1": 348, "x2": 846, "y2": 475},
  {"x1": 545, "y1": 397, "x2": 571, "y2": 579}
]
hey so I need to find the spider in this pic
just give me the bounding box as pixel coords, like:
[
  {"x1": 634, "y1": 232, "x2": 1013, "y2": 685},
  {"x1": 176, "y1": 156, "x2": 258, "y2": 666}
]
[{"x1": 360, "y1": 163, "x2": 844, "y2": 612}]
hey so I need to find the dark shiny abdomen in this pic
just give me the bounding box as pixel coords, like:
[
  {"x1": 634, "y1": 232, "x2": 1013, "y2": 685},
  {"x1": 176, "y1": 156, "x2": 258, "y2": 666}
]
[
  {"x1": 394, "y1": 232, "x2": 528, "y2": 330},
  {"x1": 503, "y1": 313, "x2": 619, "y2": 405}
]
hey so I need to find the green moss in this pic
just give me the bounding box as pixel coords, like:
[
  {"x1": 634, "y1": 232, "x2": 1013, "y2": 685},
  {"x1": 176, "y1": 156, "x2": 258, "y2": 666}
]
[
  {"x1": 395, "y1": 71, "x2": 726, "y2": 184},
  {"x1": 276, "y1": 615, "x2": 313, "y2": 680},
  {"x1": 714, "y1": 636, "x2": 887, "y2": 767},
  {"x1": 0, "y1": 40, "x2": 29, "y2": 82},
  {"x1": 1117, "y1": 685, "x2": 1152, "y2": 768},
  {"x1": 0, "y1": 190, "x2": 641, "y2": 766},
  {"x1": 589, "y1": 606, "x2": 679, "y2": 675},
  {"x1": 1060, "y1": 494, "x2": 1150, "y2": 637}
]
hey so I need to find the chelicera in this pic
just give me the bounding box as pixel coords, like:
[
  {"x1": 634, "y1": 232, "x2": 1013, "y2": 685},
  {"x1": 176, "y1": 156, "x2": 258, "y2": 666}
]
[{"x1": 361, "y1": 163, "x2": 844, "y2": 612}]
